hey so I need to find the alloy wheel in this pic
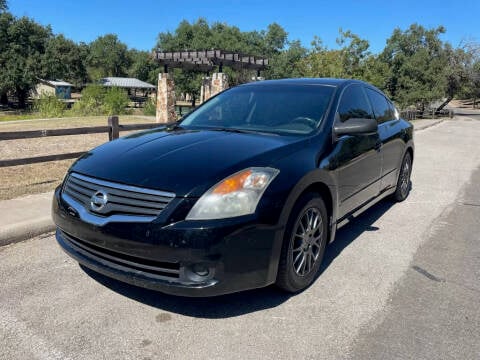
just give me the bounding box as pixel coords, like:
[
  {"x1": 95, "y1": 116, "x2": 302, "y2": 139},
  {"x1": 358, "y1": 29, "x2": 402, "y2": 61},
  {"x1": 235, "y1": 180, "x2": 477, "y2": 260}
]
[
  {"x1": 291, "y1": 207, "x2": 323, "y2": 277},
  {"x1": 400, "y1": 155, "x2": 411, "y2": 197}
]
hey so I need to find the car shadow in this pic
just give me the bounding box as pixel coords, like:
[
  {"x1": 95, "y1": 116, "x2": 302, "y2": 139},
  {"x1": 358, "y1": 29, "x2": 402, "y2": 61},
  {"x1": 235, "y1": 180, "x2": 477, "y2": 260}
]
[
  {"x1": 319, "y1": 200, "x2": 394, "y2": 275},
  {"x1": 81, "y1": 199, "x2": 395, "y2": 319}
]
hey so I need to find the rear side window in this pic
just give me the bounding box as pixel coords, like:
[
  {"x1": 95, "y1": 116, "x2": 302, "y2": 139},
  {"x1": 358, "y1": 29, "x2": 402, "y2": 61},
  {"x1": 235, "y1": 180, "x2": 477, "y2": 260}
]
[
  {"x1": 366, "y1": 88, "x2": 394, "y2": 123},
  {"x1": 387, "y1": 99, "x2": 399, "y2": 120},
  {"x1": 337, "y1": 84, "x2": 373, "y2": 122}
]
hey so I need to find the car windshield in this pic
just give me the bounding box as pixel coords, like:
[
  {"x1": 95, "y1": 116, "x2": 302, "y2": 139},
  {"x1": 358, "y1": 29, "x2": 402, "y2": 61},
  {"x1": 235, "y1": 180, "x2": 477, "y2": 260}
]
[{"x1": 180, "y1": 84, "x2": 335, "y2": 135}]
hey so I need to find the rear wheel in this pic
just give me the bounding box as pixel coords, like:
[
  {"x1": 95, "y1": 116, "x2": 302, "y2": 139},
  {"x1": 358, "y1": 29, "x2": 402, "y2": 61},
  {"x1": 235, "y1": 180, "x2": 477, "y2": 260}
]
[
  {"x1": 276, "y1": 193, "x2": 328, "y2": 293},
  {"x1": 393, "y1": 152, "x2": 412, "y2": 202}
]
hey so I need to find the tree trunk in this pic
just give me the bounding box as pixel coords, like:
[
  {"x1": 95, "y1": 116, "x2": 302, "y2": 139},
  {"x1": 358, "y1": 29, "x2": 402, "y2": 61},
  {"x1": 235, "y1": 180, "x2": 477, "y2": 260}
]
[
  {"x1": 0, "y1": 93, "x2": 7, "y2": 105},
  {"x1": 435, "y1": 96, "x2": 453, "y2": 112},
  {"x1": 16, "y1": 89, "x2": 27, "y2": 109}
]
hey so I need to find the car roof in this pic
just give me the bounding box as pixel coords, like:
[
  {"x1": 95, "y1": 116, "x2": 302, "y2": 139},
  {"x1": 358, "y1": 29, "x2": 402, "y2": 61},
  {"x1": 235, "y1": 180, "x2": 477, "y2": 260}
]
[{"x1": 239, "y1": 78, "x2": 366, "y2": 87}]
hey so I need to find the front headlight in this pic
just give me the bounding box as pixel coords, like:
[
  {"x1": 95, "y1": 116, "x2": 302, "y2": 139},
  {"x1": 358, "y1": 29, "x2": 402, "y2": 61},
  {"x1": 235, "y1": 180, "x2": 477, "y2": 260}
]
[{"x1": 186, "y1": 167, "x2": 280, "y2": 220}]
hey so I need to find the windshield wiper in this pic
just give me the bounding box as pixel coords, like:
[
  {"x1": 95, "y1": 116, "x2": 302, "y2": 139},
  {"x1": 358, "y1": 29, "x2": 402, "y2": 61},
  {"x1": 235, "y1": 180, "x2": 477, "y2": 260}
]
[{"x1": 209, "y1": 127, "x2": 279, "y2": 136}]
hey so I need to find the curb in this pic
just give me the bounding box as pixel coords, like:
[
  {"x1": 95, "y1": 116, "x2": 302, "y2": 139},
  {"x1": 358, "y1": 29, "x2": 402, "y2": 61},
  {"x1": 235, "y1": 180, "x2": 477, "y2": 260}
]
[
  {"x1": 0, "y1": 217, "x2": 55, "y2": 247},
  {"x1": 413, "y1": 119, "x2": 445, "y2": 131},
  {"x1": 0, "y1": 191, "x2": 55, "y2": 247}
]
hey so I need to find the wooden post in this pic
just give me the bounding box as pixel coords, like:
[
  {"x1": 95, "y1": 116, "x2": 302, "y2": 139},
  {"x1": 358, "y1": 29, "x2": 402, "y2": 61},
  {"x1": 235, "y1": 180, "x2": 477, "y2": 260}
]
[{"x1": 108, "y1": 116, "x2": 119, "y2": 141}]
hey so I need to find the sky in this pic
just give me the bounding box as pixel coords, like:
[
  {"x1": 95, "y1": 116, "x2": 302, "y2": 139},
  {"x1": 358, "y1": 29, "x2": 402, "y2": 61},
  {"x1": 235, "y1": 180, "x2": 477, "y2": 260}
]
[{"x1": 8, "y1": 0, "x2": 480, "y2": 54}]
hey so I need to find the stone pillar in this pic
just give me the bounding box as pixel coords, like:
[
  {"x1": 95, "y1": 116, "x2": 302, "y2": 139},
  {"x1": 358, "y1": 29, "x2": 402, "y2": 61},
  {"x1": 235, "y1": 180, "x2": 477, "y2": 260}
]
[
  {"x1": 200, "y1": 76, "x2": 211, "y2": 103},
  {"x1": 210, "y1": 73, "x2": 229, "y2": 98},
  {"x1": 156, "y1": 73, "x2": 176, "y2": 123}
]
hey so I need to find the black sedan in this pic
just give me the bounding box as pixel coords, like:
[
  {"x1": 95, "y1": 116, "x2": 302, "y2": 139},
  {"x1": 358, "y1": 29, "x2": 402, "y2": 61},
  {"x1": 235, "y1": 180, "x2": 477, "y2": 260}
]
[{"x1": 52, "y1": 78, "x2": 414, "y2": 296}]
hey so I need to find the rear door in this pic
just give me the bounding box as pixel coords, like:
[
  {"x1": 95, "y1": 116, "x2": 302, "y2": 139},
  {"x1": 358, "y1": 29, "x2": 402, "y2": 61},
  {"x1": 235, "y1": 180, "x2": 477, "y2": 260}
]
[
  {"x1": 365, "y1": 88, "x2": 405, "y2": 190},
  {"x1": 333, "y1": 84, "x2": 383, "y2": 219}
]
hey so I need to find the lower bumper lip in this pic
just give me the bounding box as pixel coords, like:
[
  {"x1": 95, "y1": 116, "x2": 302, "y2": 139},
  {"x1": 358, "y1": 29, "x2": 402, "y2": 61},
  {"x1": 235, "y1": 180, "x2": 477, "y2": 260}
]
[{"x1": 56, "y1": 229, "x2": 219, "y2": 296}]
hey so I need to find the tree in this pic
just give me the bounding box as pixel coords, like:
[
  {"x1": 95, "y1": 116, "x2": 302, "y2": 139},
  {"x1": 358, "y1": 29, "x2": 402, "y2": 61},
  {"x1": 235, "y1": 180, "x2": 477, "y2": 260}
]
[
  {"x1": 380, "y1": 24, "x2": 449, "y2": 110},
  {"x1": 436, "y1": 44, "x2": 472, "y2": 110},
  {"x1": 0, "y1": 12, "x2": 52, "y2": 107},
  {"x1": 263, "y1": 23, "x2": 288, "y2": 54},
  {"x1": 296, "y1": 30, "x2": 373, "y2": 81},
  {"x1": 0, "y1": 0, "x2": 7, "y2": 12},
  {"x1": 266, "y1": 40, "x2": 308, "y2": 79},
  {"x1": 127, "y1": 49, "x2": 157, "y2": 84},
  {"x1": 336, "y1": 29, "x2": 371, "y2": 79},
  {"x1": 88, "y1": 34, "x2": 129, "y2": 79},
  {"x1": 40, "y1": 34, "x2": 88, "y2": 86},
  {"x1": 297, "y1": 36, "x2": 345, "y2": 78},
  {"x1": 456, "y1": 41, "x2": 480, "y2": 107}
]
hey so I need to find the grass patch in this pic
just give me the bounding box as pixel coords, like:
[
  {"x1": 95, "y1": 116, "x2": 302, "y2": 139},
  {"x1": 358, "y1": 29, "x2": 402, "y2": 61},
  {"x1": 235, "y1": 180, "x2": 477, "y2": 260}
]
[
  {"x1": 0, "y1": 160, "x2": 73, "y2": 200},
  {"x1": 0, "y1": 113, "x2": 45, "y2": 122}
]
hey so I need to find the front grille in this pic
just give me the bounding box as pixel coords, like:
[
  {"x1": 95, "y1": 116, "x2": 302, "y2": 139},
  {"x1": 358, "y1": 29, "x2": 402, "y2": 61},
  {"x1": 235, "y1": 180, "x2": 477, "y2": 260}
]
[
  {"x1": 61, "y1": 231, "x2": 181, "y2": 280},
  {"x1": 62, "y1": 172, "x2": 175, "y2": 217}
]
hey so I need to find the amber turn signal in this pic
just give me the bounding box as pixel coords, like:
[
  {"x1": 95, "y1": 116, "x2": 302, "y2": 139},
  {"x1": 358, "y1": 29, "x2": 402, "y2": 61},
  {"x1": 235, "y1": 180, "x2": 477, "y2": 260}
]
[{"x1": 212, "y1": 169, "x2": 252, "y2": 194}]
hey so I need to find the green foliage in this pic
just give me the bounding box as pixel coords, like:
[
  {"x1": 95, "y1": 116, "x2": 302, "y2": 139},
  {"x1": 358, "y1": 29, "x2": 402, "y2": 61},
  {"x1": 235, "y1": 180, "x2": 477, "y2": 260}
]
[
  {"x1": 0, "y1": 0, "x2": 7, "y2": 11},
  {"x1": 265, "y1": 40, "x2": 307, "y2": 79},
  {"x1": 33, "y1": 93, "x2": 66, "y2": 118},
  {"x1": 143, "y1": 97, "x2": 156, "y2": 116},
  {"x1": 40, "y1": 35, "x2": 88, "y2": 87},
  {"x1": 380, "y1": 24, "x2": 448, "y2": 109},
  {"x1": 127, "y1": 49, "x2": 159, "y2": 85},
  {"x1": 72, "y1": 85, "x2": 129, "y2": 116},
  {"x1": 72, "y1": 84, "x2": 106, "y2": 115},
  {"x1": 102, "y1": 87, "x2": 130, "y2": 115},
  {"x1": 88, "y1": 34, "x2": 129, "y2": 79},
  {"x1": 297, "y1": 30, "x2": 371, "y2": 79}
]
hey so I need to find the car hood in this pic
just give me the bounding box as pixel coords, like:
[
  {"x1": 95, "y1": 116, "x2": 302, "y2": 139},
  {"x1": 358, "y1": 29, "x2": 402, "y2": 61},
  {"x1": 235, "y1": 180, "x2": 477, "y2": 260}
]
[{"x1": 70, "y1": 127, "x2": 304, "y2": 197}]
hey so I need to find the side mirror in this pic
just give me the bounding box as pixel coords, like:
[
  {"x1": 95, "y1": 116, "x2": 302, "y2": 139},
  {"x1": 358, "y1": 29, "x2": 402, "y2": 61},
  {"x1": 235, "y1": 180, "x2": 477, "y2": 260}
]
[{"x1": 333, "y1": 118, "x2": 378, "y2": 136}]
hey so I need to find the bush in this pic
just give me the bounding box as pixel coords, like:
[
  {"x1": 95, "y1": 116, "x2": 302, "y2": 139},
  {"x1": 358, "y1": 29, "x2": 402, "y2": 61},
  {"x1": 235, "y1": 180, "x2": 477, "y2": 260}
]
[
  {"x1": 143, "y1": 96, "x2": 156, "y2": 116},
  {"x1": 72, "y1": 84, "x2": 106, "y2": 116},
  {"x1": 33, "y1": 93, "x2": 66, "y2": 118},
  {"x1": 72, "y1": 85, "x2": 130, "y2": 116},
  {"x1": 102, "y1": 87, "x2": 130, "y2": 116}
]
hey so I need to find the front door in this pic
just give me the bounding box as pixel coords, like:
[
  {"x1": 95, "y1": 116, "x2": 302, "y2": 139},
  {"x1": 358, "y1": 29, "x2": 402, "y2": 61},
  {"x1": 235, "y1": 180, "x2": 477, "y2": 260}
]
[{"x1": 332, "y1": 84, "x2": 382, "y2": 219}]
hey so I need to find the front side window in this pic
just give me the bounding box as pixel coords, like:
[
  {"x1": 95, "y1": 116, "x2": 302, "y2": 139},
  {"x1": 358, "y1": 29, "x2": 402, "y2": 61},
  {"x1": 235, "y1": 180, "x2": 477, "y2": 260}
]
[
  {"x1": 337, "y1": 84, "x2": 373, "y2": 122},
  {"x1": 181, "y1": 84, "x2": 335, "y2": 135}
]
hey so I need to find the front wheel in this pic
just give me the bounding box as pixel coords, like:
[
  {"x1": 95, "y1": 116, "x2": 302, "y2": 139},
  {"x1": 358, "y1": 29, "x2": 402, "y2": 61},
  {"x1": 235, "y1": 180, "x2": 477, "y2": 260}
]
[
  {"x1": 393, "y1": 152, "x2": 412, "y2": 202},
  {"x1": 276, "y1": 193, "x2": 328, "y2": 293}
]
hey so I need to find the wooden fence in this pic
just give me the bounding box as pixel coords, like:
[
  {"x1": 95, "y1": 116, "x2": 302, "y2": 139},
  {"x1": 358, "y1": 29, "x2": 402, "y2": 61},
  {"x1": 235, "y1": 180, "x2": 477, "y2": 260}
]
[
  {"x1": 400, "y1": 109, "x2": 455, "y2": 121},
  {"x1": 0, "y1": 116, "x2": 160, "y2": 168}
]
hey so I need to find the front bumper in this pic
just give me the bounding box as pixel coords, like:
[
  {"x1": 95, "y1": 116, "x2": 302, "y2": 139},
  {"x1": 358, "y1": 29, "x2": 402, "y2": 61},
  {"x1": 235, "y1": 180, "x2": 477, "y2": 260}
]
[{"x1": 52, "y1": 187, "x2": 284, "y2": 297}]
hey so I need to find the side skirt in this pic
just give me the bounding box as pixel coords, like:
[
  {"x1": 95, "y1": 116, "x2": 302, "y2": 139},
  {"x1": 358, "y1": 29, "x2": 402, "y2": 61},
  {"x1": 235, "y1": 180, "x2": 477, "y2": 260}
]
[{"x1": 334, "y1": 186, "x2": 396, "y2": 232}]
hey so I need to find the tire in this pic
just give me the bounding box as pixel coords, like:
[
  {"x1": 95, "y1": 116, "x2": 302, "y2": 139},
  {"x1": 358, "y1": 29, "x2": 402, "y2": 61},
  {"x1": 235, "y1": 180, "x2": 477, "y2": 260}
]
[
  {"x1": 276, "y1": 193, "x2": 328, "y2": 293},
  {"x1": 393, "y1": 152, "x2": 412, "y2": 202}
]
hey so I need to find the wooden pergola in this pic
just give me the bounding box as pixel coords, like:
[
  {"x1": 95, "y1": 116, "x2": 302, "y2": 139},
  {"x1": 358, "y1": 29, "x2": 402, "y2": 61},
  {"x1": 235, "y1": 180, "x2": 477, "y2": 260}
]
[{"x1": 153, "y1": 49, "x2": 269, "y2": 75}]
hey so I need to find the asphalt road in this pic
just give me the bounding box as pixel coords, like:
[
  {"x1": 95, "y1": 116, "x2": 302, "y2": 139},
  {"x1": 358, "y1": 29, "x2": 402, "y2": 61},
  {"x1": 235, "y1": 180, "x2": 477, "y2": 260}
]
[
  {"x1": 1, "y1": 119, "x2": 480, "y2": 360},
  {"x1": 453, "y1": 108, "x2": 480, "y2": 121}
]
